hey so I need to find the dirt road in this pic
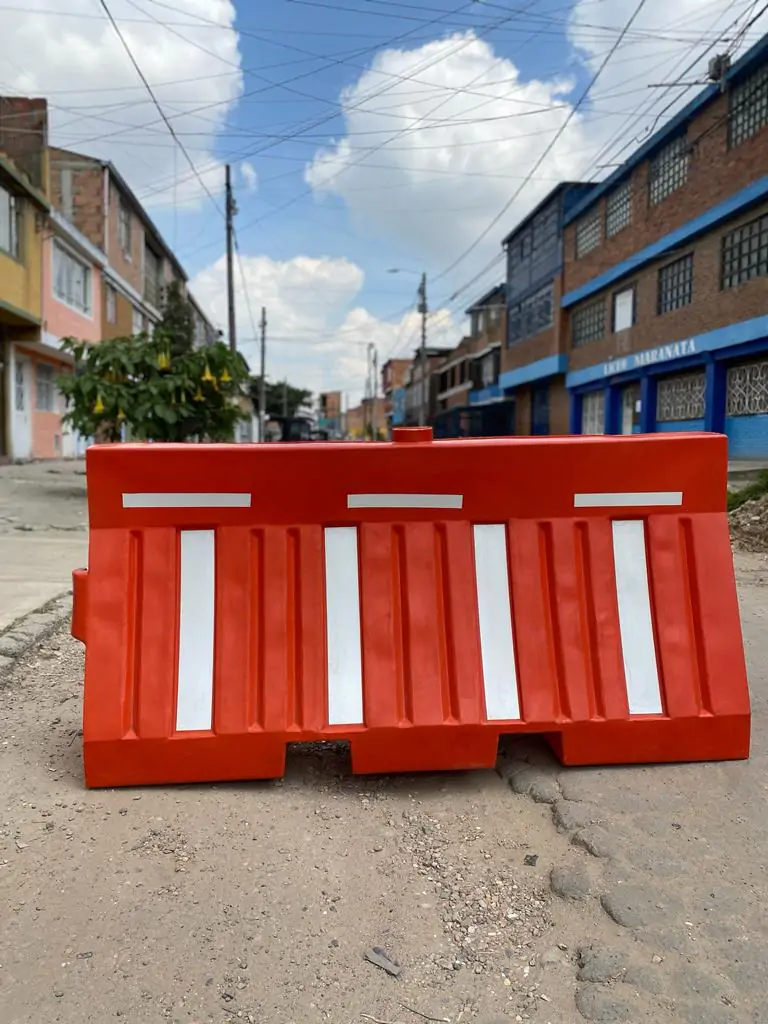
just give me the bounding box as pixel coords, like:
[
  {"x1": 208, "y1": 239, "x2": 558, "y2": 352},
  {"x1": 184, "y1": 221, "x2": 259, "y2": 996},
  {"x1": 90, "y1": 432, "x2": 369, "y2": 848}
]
[{"x1": 1, "y1": 554, "x2": 766, "y2": 1024}]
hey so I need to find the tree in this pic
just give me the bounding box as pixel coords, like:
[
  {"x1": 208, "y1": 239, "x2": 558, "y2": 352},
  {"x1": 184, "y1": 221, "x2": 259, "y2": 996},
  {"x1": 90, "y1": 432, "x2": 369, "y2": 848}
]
[
  {"x1": 59, "y1": 334, "x2": 251, "y2": 443},
  {"x1": 248, "y1": 376, "x2": 312, "y2": 418},
  {"x1": 156, "y1": 279, "x2": 196, "y2": 356}
]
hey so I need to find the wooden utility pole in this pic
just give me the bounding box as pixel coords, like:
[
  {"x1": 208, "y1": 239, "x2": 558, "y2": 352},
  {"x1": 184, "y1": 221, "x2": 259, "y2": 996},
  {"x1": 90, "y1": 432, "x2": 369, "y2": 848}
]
[
  {"x1": 225, "y1": 164, "x2": 237, "y2": 353},
  {"x1": 259, "y1": 306, "x2": 267, "y2": 442},
  {"x1": 418, "y1": 272, "x2": 428, "y2": 426}
]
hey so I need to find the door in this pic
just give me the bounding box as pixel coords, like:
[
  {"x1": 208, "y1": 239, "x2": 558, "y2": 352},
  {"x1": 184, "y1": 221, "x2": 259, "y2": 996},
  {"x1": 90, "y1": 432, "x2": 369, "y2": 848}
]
[
  {"x1": 12, "y1": 350, "x2": 32, "y2": 460},
  {"x1": 531, "y1": 385, "x2": 550, "y2": 435},
  {"x1": 621, "y1": 384, "x2": 641, "y2": 434}
]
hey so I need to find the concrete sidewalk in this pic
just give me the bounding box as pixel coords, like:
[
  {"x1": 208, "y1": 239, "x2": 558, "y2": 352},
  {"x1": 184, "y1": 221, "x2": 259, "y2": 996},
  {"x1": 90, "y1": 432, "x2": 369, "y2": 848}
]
[{"x1": 0, "y1": 461, "x2": 87, "y2": 631}]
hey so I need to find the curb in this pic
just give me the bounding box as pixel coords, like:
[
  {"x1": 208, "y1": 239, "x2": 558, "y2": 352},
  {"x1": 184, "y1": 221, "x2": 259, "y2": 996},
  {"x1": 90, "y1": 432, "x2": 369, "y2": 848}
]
[{"x1": 0, "y1": 591, "x2": 72, "y2": 682}]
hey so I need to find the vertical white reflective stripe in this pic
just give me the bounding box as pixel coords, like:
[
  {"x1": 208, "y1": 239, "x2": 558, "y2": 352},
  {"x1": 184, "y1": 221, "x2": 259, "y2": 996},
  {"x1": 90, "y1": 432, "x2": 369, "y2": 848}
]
[
  {"x1": 612, "y1": 520, "x2": 663, "y2": 715},
  {"x1": 473, "y1": 524, "x2": 520, "y2": 721},
  {"x1": 175, "y1": 530, "x2": 216, "y2": 732},
  {"x1": 324, "y1": 527, "x2": 364, "y2": 725}
]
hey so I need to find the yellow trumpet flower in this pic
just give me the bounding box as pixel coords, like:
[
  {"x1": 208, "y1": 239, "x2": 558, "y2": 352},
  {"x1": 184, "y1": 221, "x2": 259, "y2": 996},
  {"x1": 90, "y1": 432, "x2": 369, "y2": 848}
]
[
  {"x1": 194, "y1": 385, "x2": 204, "y2": 402},
  {"x1": 220, "y1": 369, "x2": 232, "y2": 384},
  {"x1": 201, "y1": 363, "x2": 215, "y2": 383},
  {"x1": 94, "y1": 396, "x2": 105, "y2": 414},
  {"x1": 117, "y1": 408, "x2": 126, "y2": 422},
  {"x1": 157, "y1": 351, "x2": 171, "y2": 370}
]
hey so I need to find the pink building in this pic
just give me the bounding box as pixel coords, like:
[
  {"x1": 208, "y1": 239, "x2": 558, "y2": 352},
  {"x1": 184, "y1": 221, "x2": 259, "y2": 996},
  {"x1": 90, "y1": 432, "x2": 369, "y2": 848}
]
[{"x1": 17, "y1": 209, "x2": 105, "y2": 459}]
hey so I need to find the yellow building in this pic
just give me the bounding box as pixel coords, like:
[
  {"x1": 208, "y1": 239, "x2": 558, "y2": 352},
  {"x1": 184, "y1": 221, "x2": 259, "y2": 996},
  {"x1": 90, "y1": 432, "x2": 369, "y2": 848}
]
[{"x1": 0, "y1": 102, "x2": 50, "y2": 461}]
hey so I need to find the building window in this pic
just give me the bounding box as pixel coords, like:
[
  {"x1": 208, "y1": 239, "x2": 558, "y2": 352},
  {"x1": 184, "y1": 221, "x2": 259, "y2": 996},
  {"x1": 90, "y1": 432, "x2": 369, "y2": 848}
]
[
  {"x1": 571, "y1": 299, "x2": 605, "y2": 348},
  {"x1": 657, "y1": 372, "x2": 705, "y2": 422},
  {"x1": 118, "y1": 198, "x2": 132, "y2": 257},
  {"x1": 132, "y1": 306, "x2": 145, "y2": 335},
  {"x1": 0, "y1": 185, "x2": 22, "y2": 259},
  {"x1": 14, "y1": 361, "x2": 25, "y2": 412},
  {"x1": 605, "y1": 180, "x2": 632, "y2": 237},
  {"x1": 612, "y1": 287, "x2": 635, "y2": 332},
  {"x1": 106, "y1": 284, "x2": 117, "y2": 323},
  {"x1": 721, "y1": 213, "x2": 768, "y2": 289},
  {"x1": 36, "y1": 363, "x2": 55, "y2": 412},
  {"x1": 657, "y1": 254, "x2": 693, "y2": 314},
  {"x1": 53, "y1": 241, "x2": 92, "y2": 314},
  {"x1": 144, "y1": 246, "x2": 162, "y2": 308},
  {"x1": 729, "y1": 64, "x2": 768, "y2": 149},
  {"x1": 581, "y1": 391, "x2": 605, "y2": 435},
  {"x1": 479, "y1": 352, "x2": 496, "y2": 388},
  {"x1": 649, "y1": 137, "x2": 689, "y2": 206},
  {"x1": 726, "y1": 361, "x2": 768, "y2": 416},
  {"x1": 575, "y1": 208, "x2": 601, "y2": 258},
  {"x1": 507, "y1": 284, "x2": 553, "y2": 345}
]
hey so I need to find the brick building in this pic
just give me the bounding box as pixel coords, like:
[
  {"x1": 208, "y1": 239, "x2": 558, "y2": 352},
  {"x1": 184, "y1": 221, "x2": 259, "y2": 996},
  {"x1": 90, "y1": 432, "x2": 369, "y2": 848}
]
[
  {"x1": 381, "y1": 357, "x2": 411, "y2": 431},
  {"x1": 499, "y1": 182, "x2": 594, "y2": 435},
  {"x1": 344, "y1": 396, "x2": 387, "y2": 439},
  {"x1": 433, "y1": 285, "x2": 509, "y2": 436},
  {"x1": 47, "y1": 148, "x2": 215, "y2": 345},
  {"x1": 562, "y1": 37, "x2": 768, "y2": 455},
  {"x1": 318, "y1": 390, "x2": 343, "y2": 436}
]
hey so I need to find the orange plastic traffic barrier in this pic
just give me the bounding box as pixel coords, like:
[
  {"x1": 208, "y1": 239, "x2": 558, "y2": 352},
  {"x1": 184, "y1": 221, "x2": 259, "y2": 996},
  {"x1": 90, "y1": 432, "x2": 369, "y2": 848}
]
[{"x1": 73, "y1": 429, "x2": 750, "y2": 788}]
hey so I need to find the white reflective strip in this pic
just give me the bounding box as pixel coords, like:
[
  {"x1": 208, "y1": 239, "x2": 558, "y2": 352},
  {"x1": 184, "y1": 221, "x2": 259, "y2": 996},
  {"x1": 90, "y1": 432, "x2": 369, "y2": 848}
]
[
  {"x1": 574, "y1": 491, "x2": 682, "y2": 508},
  {"x1": 176, "y1": 530, "x2": 216, "y2": 732},
  {"x1": 347, "y1": 493, "x2": 463, "y2": 510},
  {"x1": 324, "y1": 527, "x2": 364, "y2": 725},
  {"x1": 123, "y1": 492, "x2": 251, "y2": 508},
  {"x1": 473, "y1": 524, "x2": 520, "y2": 721},
  {"x1": 612, "y1": 520, "x2": 663, "y2": 715}
]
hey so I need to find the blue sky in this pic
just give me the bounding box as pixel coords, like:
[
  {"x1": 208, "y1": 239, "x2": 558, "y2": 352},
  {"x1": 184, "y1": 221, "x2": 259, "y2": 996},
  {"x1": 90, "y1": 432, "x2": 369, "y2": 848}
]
[{"x1": 2, "y1": 0, "x2": 766, "y2": 397}]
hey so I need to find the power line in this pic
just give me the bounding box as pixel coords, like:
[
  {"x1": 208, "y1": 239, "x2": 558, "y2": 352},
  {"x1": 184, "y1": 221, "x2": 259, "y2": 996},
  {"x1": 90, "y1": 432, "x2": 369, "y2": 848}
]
[
  {"x1": 433, "y1": 0, "x2": 652, "y2": 281},
  {"x1": 430, "y1": 1, "x2": 763, "y2": 316},
  {"x1": 96, "y1": 0, "x2": 224, "y2": 216},
  {"x1": 233, "y1": 229, "x2": 260, "y2": 365}
]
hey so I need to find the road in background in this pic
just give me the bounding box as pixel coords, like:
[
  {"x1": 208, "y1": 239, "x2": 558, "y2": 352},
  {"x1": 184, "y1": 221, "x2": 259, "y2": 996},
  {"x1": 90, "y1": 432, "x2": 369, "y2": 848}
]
[{"x1": 0, "y1": 461, "x2": 87, "y2": 630}]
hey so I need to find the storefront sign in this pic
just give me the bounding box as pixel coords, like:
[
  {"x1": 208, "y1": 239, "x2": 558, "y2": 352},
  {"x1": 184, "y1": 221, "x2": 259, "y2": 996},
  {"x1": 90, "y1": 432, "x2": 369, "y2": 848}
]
[{"x1": 603, "y1": 338, "x2": 697, "y2": 377}]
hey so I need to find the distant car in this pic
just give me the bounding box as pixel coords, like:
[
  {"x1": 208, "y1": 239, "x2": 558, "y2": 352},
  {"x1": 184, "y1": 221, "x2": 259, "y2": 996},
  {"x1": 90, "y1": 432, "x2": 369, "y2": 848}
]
[{"x1": 266, "y1": 416, "x2": 315, "y2": 442}]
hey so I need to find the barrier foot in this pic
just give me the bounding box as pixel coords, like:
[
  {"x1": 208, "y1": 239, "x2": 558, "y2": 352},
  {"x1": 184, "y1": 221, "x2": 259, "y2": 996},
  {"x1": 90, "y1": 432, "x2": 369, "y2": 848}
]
[
  {"x1": 548, "y1": 716, "x2": 751, "y2": 767},
  {"x1": 351, "y1": 727, "x2": 499, "y2": 775},
  {"x1": 83, "y1": 735, "x2": 287, "y2": 788}
]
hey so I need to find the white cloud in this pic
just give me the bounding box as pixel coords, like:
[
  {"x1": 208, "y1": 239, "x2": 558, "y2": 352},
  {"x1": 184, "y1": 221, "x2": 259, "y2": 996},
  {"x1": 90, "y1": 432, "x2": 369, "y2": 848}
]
[
  {"x1": 240, "y1": 160, "x2": 258, "y2": 192},
  {"x1": 305, "y1": 2, "x2": 768, "y2": 286},
  {"x1": 0, "y1": 0, "x2": 242, "y2": 207},
  {"x1": 190, "y1": 253, "x2": 460, "y2": 401}
]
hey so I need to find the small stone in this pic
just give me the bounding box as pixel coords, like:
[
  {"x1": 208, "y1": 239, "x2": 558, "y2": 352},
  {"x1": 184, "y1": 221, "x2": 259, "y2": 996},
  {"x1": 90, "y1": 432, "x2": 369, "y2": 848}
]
[
  {"x1": 364, "y1": 946, "x2": 401, "y2": 978},
  {"x1": 651, "y1": 954, "x2": 663, "y2": 964},
  {"x1": 577, "y1": 945, "x2": 628, "y2": 983},
  {"x1": 550, "y1": 863, "x2": 592, "y2": 901},
  {"x1": 76, "y1": 951, "x2": 93, "y2": 960},
  {"x1": 523, "y1": 854, "x2": 538, "y2": 867},
  {"x1": 54, "y1": 991, "x2": 64, "y2": 999},
  {"x1": 373, "y1": 844, "x2": 383, "y2": 853}
]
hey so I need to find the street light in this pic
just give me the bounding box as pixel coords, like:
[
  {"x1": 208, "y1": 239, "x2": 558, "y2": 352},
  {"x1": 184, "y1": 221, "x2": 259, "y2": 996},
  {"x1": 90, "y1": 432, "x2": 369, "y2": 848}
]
[{"x1": 387, "y1": 268, "x2": 428, "y2": 427}]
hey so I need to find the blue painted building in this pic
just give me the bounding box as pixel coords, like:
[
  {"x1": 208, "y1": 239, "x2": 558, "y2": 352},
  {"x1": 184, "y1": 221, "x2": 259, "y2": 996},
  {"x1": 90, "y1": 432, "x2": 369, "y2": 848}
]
[
  {"x1": 561, "y1": 36, "x2": 768, "y2": 456},
  {"x1": 433, "y1": 285, "x2": 510, "y2": 437},
  {"x1": 499, "y1": 181, "x2": 595, "y2": 434}
]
